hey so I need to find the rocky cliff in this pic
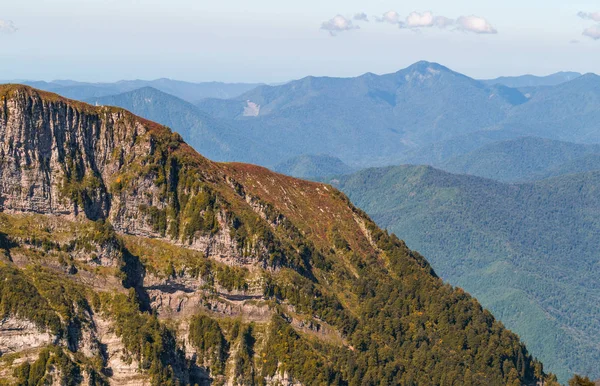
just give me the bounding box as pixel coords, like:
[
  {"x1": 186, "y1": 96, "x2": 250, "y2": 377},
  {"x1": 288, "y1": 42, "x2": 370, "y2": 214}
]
[{"x1": 0, "y1": 85, "x2": 556, "y2": 385}]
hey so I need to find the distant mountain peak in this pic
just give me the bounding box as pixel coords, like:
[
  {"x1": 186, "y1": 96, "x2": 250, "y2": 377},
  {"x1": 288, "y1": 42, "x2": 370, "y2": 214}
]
[
  {"x1": 580, "y1": 72, "x2": 600, "y2": 80},
  {"x1": 406, "y1": 61, "x2": 452, "y2": 72},
  {"x1": 397, "y1": 62, "x2": 450, "y2": 84},
  {"x1": 396, "y1": 61, "x2": 469, "y2": 86},
  {"x1": 545, "y1": 71, "x2": 600, "y2": 91}
]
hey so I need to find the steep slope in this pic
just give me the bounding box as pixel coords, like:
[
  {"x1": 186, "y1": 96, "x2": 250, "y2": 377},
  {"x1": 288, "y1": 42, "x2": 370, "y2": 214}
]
[
  {"x1": 86, "y1": 87, "x2": 279, "y2": 165},
  {"x1": 0, "y1": 85, "x2": 554, "y2": 385},
  {"x1": 18, "y1": 79, "x2": 261, "y2": 104},
  {"x1": 330, "y1": 165, "x2": 600, "y2": 382},
  {"x1": 196, "y1": 61, "x2": 519, "y2": 166},
  {"x1": 274, "y1": 155, "x2": 355, "y2": 178},
  {"x1": 480, "y1": 72, "x2": 582, "y2": 88},
  {"x1": 441, "y1": 137, "x2": 600, "y2": 182}
]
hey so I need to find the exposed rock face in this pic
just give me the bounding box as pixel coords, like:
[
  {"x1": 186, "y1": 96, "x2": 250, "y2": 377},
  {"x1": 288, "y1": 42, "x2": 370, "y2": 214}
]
[
  {"x1": 0, "y1": 88, "x2": 132, "y2": 218},
  {"x1": 94, "y1": 317, "x2": 150, "y2": 386},
  {"x1": 0, "y1": 317, "x2": 55, "y2": 354},
  {"x1": 0, "y1": 86, "x2": 254, "y2": 267},
  {"x1": 265, "y1": 369, "x2": 303, "y2": 386}
]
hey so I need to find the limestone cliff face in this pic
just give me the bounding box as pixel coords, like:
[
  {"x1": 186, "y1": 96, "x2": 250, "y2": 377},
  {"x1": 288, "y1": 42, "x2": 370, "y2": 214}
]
[
  {"x1": 0, "y1": 86, "x2": 133, "y2": 218},
  {"x1": 0, "y1": 317, "x2": 55, "y2": 355},
  {"x1": 0, "y1": 86, "x2": 251, "y2": 266}
]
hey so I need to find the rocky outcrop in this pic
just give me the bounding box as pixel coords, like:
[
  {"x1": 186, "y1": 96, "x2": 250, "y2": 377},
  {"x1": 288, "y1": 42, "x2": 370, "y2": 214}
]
[
  {"x1": 0, "y1": 86, "x2": 138, "y2": 219},
  {"x1": 0, "y1": 86, "x2": 255, "y2": 267},
  {"x1": 94, "y1": 317, "x2": 150, "y2": 386},
  {"x1": 264, "y1": 368, "x2": 302, "y2": 386},
  {"x1": 0, "y1": 317, "x2": 55, "y2": 354}
]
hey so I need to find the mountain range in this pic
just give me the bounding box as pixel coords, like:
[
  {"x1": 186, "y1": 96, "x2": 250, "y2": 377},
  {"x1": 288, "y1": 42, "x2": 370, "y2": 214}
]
[
  {"x1": 196, "y1": 61, "x2": 523, "y2": 167},
  {"x1": 25, "y1": 62, "x2": 599, "y2": 176},
  {"x1": 0, "y1": 85, "x2": 557, "y2": 385},
  {"x1": 329, "y1": 164, "x2": 600, "y2": 382},
  {"x1": 8, "y1": 78, "x2": 261, "y2": 105},
  {"x1": 52, "y1": 62, "x2": 597, "y2": 173}
]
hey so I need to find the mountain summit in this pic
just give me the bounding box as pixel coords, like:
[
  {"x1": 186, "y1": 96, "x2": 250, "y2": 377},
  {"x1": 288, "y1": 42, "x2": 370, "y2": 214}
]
[{"x1": 0, "y1": 85, "x2": 555, "y2": 385}]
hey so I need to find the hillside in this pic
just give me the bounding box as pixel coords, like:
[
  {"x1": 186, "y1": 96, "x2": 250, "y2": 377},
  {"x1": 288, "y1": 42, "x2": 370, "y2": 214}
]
[
  {"x1": 0, "y1": 85, "x2": 554, "y2": 385},
  {"x1": 17, "y1": 78, "x2": 261, "y2": 104},
  {"x1": 440, "y1": 137, "x2": 600, "y2": 182},
  {"x1": 480, "y1": 72, "x2": 582, "y2": 88},
  {"x1": 85, "y1": 87, "x2": 278, "y2": 165},
  {"x1": 497, "y1": 74, "x2": 600, "y2": 143},
  {"x1": 196, "y1": 61, "x2": 521, "y2": 167},
  {"x1": 330, "y1": 165, "x2": 600, "y2": 382},
  {"x1": 400, "y1": 129, "x2": 523, "y2": 166},
  {"x1": 274, "y1": 155, "x2": 355, "y2": 178}
]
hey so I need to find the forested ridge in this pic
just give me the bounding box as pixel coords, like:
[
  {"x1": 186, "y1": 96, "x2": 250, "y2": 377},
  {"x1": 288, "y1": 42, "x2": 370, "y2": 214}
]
[{"x1": 331, "y1": 164, "x2": 600, "y2": 382}]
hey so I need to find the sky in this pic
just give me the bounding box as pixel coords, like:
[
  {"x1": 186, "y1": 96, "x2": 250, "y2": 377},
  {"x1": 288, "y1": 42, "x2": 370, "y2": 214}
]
[{"x1": 1, "y1": 0, "x2": 600, "y2": 83}]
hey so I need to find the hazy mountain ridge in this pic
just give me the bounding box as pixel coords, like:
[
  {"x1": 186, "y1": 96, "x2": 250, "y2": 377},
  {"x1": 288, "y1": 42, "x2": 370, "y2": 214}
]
[
  {"x1": 330, "y1": 164, "x2": 600, "y2": 382},
  {"x1": 192, "y1": 62, "x2": 600, "y2": 168},
  {"x1": 496, "y1": 73, "x2": 600, "y2": 143},
  {"x1": 196, "y1": 61, "x2": 521, "y2": 166},
  {"x1": 439, "y1": 137, "x2": 600, "y2": 182},
  {"x1": 0, "y1": 84, "x2": 553, "y2": 385},
  {"x1": 480, "y1": 71, "x2": 582, "y2": 88},
  {"x1": 9, "y1": 78, "x2": 262, "y2": 104}
]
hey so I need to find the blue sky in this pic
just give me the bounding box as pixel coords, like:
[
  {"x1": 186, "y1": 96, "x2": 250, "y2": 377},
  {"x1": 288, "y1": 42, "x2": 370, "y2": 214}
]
[{"x1": 1, "y1": 0, "x2": 599, "y2": 82}]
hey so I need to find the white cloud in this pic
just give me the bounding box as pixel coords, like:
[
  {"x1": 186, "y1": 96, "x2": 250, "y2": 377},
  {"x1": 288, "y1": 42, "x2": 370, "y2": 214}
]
[
  {"x1": 456, "y1": 15, "x2": 497, "y2": 34},
  {"x1": 405, "y1": 11, "x2": 435, "y2": 28},
  {"x1": 0, "y1": 19, "x2": 17, "y2": 34},
  {"x1": 583, "y1": 25, "x2": 600, "y2": 40},
  {"x1": 376, "y1": 10, "x2": 401, "y2": 24},
  {"x1": 401, "y1": 12, "x2": 455, "y2": 30},
  {"x1": 376, "y1": 11, "x2": 495, "y2": 34},
  {"x1": 577, "y1": 12, "x2": 600, "y2": 40},
  {"x1": 320, "y1": 15, "x2": 359, "y2": 36},
  {"x1": 354, "y1": 13, "x2": 369, "y2": 22},
  {"x1": 578, "y1": 11, "x2": 600, "y2": 22},
  {"x1": 334, "y1": 10, "x2": 496, "y2": 36}
]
